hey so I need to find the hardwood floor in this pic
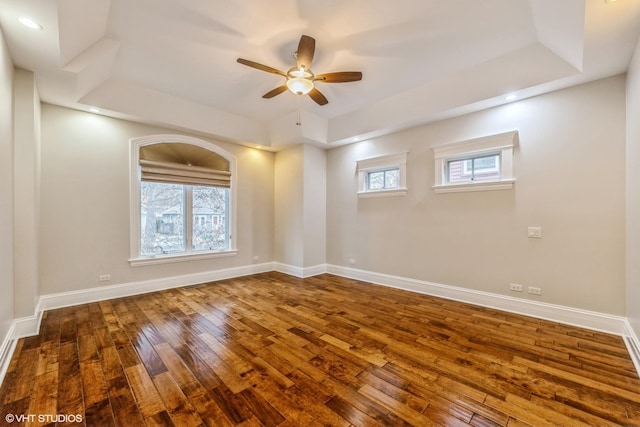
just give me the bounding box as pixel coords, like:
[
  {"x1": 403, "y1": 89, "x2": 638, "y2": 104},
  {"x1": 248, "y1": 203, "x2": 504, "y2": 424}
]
[{"x1": 1, "y1": 272, "x2": 639, "y2": 426}]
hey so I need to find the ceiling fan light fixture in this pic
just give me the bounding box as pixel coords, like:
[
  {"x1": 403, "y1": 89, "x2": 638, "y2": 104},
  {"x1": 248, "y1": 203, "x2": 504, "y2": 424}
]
[
  {"x1": 286, "y1": 67, "x2": 314, "y2": 95},
  {"x1": 286, "y1": 77, "x2": 314, "y2": 95}
]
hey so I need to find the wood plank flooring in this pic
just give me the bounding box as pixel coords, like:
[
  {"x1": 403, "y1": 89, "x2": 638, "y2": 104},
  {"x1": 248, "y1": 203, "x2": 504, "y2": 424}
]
[{"x1": 1, "y1": 272, "x2": 639, "y2": 426}]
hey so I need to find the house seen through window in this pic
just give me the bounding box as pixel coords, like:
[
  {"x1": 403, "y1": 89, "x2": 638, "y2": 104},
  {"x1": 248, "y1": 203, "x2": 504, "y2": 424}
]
[{"x1": 446, "y1": 153, "x2": 500, "y2": 184}]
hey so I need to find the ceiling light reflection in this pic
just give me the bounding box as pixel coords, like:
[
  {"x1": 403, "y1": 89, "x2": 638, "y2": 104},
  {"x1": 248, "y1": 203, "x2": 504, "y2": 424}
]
[{"x1": 18, "y1": 17, "x2": 42, "y2": 30}]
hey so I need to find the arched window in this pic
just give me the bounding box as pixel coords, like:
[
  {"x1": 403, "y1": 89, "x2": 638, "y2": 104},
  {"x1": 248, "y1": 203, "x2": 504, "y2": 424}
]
[{"x1": 129, "y1": 135, "x2": 237, "y2": 266}]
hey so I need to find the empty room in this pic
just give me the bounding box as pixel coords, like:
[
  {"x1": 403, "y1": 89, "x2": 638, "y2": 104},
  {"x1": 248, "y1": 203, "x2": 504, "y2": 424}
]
[{"x1": 2, "y1": 0, "x2": 640, "y2": 425}]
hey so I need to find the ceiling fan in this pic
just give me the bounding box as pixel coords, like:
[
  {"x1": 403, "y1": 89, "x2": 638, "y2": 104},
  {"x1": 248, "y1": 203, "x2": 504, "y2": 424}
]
[{"x1": 237, "y1": 35, "x2": 362, "y2": 106}]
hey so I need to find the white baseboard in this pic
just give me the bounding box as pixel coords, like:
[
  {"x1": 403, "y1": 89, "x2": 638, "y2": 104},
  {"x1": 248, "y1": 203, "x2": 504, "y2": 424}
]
[
  {"x1": 273, "y1": 262, "x2": 327, "y2": 278},
  {"x1": 0, "y1": 313, "x2": 42, "y2": 385},
  {"x1": 13, "y1": 313, "x2": 41, "y2": 339},
  {"x1": 0, "y1": 322, "x2": 18, "y2": 385},
  {"x1": 37, "y1": 262, "x2": 274, "y2": 314},
  {"x1": 623, "y1": 319, "x2": 640, "y2": 376},
  {"x1": 327, "y1": 264, "x2": 628, "y2": 336}
]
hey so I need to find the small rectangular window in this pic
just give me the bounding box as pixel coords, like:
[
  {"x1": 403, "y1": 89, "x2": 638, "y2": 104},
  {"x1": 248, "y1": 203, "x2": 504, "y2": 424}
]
[
  {"x1": 447, "y1": 153, "x2": 500, "y2": 184},
  {"x1": 368, "y1": 168, "x2": 400, "y2": 190},
  {"x1": 356, "y1": 152, "x2": 408, "y2": 198},
  {"x1": 432, "y1": 131, "x2": 517, "y2": 193}
]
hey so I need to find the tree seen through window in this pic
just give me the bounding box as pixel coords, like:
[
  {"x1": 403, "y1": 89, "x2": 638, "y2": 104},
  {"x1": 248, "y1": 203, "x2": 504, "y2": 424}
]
[{"x1": 140, "y1": 182, "x2": 228, "y2": 255}]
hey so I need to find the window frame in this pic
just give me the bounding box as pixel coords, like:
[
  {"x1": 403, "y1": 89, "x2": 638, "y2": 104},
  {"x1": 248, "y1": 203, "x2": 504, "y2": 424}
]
[
  {"x1": 357, "y1": 152, "x2": 408, "y2": 198},
  {"x1": 432, "y1": 131, "x2": 517, "y2": 194},
  {"x1": 129, "y1": 134, "x2": 237, "y2": 266}
]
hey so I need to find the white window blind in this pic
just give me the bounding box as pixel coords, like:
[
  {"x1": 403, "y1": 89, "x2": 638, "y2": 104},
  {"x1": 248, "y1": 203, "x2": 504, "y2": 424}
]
[{"x1": 139, "y1": 142, "x2": 231, "y2": 188}]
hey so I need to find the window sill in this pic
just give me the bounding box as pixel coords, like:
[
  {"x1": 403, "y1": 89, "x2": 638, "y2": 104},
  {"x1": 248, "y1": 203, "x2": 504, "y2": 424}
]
[
  {"x1": 433, "y1": 179, "x2": 515, "y2": 194},
  {"x1": 358, "y1": 187, "x2": 408, "y2": 198},
  {"x1": 129, "y1": 249, "x2": 238, "y2": 267}
]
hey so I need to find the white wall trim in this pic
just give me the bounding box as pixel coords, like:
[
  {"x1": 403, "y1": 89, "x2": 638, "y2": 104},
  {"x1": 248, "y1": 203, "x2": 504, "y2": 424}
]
[
  {"x1": 303, "y1": 264, "x2": 329, "y2": 277},
  {"x1": 327, "y1": 264, "x2": 628, "y2": 336},
  {"x1": 0, "y1": 322, "x2": 18, "y2": 385},
  {"x1": 38, "y1": 262, "x2": 274, "y2": 313},
  {"x1": 433, "y1": 179, "x2": 515, "y2": 194},
  {"x1": 129, "y1": 250, "x2": 238, "y2": 267},
  {"x1": 13, "y1": 313, "x2": 41, "y2": 339},
  {"x1": 623, "y1": 319, "x2": 640, "y2": 376},
  {"x1": 358, "y1": 188, "x2": 408, "y2": 198},
  {"x1": 273, "y1": 262, "x2": 327, "y2": 278},
  {"x1": 0, "y1": 311, "x2": 42, "y2": 384}
]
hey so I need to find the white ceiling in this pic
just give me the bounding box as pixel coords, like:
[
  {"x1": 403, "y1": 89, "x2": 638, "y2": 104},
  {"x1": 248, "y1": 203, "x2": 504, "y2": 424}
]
[{"x1": 1, "y1": 0, "x2": 639, "y2": 149}]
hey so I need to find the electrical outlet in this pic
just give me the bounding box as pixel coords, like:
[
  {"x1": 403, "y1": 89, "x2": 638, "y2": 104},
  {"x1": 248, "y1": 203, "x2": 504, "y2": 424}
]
[
  {"x1": 528, "y1": 226, "x2": 542, "y2": 238},
  {"x1": 348, "y1": 259, "x2": 356, "y2": 265},
  {"x1": 252, "y1": 256, "x2": 259, "y2": 262},
  {"x1": 99, "y1": 274, "x2": 111, "y2": 282},
  {"x1": 510, "y1": 283, "x2": 523, "y2": 292},
  {"x1": 528, "y1": 286, "x2": 542, "y2": 295}
]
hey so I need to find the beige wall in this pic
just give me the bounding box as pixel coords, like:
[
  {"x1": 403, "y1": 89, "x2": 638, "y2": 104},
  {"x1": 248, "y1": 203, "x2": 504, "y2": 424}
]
[
  {"x1": 39, "y1": 104, "x2": 274, "y2": 295},
  {"x1": 303, "y1": 145, "x2": 326, "y2": 268},
  {"x1": 13, "y1": 69, "x2": 41, "y2": 317},
  {"x1": 327, "y1": 76, "x2": 627, "y2": 315},
  {"x1": 274, "y1": 145, "x2": 304, "y2": 267},
  {"x1": 627, "y1": 40, "x2": 640, "y2": 333},
  {"x1": 0, "y1": 28, "x2": 14, "y2": 338},
  {"x1": 274, "y1": 144, "x2": 327, "y2": 269}
]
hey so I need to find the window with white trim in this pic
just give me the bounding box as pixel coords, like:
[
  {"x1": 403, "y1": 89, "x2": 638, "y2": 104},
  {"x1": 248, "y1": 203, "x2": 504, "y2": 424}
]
[
  {"x1": 357, "y1": 152, "x2": 408, "y2": 198},
  {"x1": 432, "y1": 131, "x2": 517, "y2": 193},
  {"x1": 129, "y1": 135, "x2": 237, "y2": 266}
]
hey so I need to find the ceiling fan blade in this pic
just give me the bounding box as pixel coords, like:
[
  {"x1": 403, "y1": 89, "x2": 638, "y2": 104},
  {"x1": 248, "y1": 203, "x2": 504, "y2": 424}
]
[
  {"x1": 296, "y1": 35, "x2": 315, "y2": 70},
  {"x1": 237, "y1": 58, "x2": 285, "y2": 76},
  {"x1": 315, "y1": 71, "x2": 363, "y2": 83},
  {"x1": 308, "y1": 88, "x2": 328, "y2": 105},
  {"x1": 262, "y1": 85, "x2": 288, "y2": 99}
]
